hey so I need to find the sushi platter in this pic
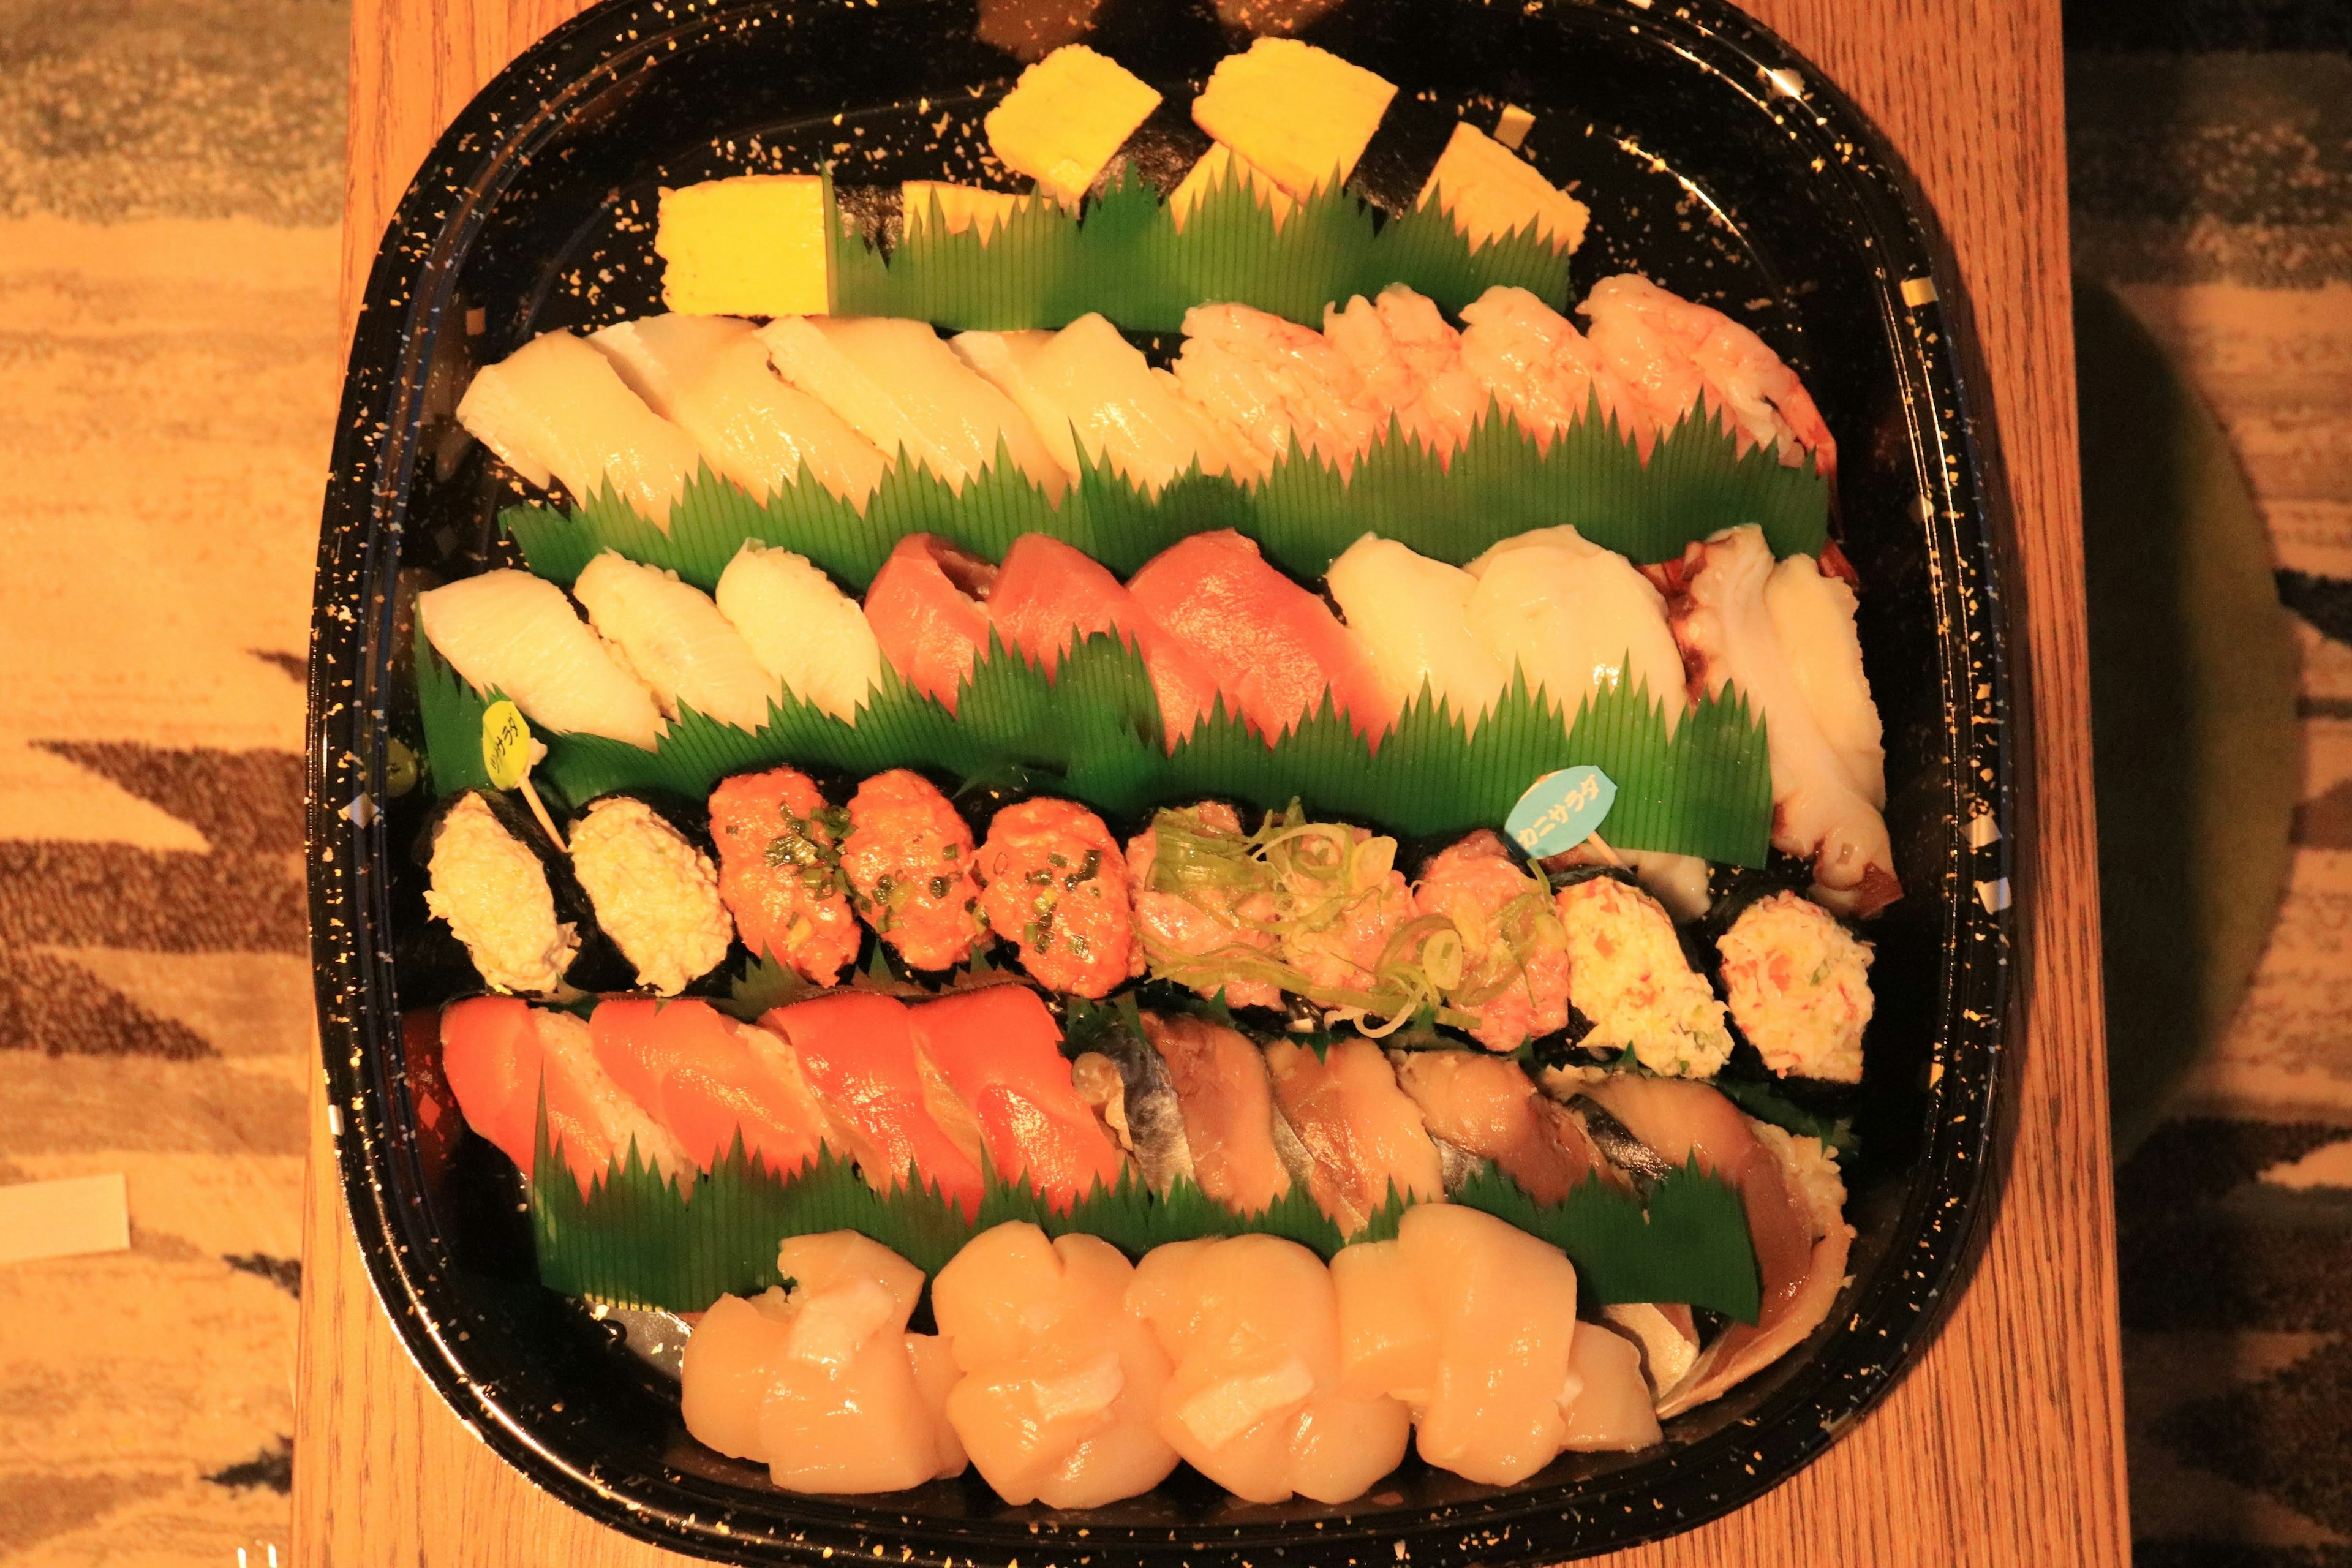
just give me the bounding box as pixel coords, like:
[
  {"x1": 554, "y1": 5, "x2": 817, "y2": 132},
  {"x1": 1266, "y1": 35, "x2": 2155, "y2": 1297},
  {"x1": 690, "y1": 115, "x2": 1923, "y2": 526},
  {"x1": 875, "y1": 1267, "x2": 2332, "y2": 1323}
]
[{"x1": 306, "y1": 0, "x2": 2011, "y2": 1560}]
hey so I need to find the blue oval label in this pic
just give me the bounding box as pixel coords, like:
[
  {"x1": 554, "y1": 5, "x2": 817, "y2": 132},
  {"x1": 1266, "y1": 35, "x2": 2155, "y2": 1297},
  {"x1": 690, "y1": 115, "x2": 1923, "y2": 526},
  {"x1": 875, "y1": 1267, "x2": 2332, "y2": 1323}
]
[{"x1": 1506, "y1": 766, "x2": 1617, "y2": 858}]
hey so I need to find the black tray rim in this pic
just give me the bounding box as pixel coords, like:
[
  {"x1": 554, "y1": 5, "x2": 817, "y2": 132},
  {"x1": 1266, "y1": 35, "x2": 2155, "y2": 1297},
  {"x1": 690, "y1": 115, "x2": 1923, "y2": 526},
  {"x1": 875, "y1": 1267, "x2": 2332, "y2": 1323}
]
[{"x1": 303, "y1": 0, "x2": 2016, "y2": 1560}]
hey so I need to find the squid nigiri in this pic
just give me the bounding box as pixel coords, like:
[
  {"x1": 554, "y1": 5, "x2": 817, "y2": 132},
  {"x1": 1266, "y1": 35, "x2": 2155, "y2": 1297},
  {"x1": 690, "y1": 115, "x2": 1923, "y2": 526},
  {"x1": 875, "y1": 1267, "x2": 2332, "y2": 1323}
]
[
  {"x1": 1464, "y1": 526, "x2": 1688, "y2": 731},
  {"x1": 439, "y1": 995, "x2": 693, "y2": 1189},
  {"x1": 571, "y1": 551, "x2": 779, "y2": 733},
  {"x1": 713, "y1": 541, "x2": 883, "y2": 723},
  {"x1": 907, "y1": 987, "x2": 1128, "y2": 1204},
  {"x1": 1128, "y1": 529, "x2": 1392, "y2": 741},
  {"x1": 589, "y1": 312, "x2": 889, "y2": 506},
  {"x1": 1324, "y1": 533, "x2": 1509, "y2": 723},
  {"x1": 863, "y1": 533, "x2": 998, "y2": 712},
  {"x1": 758, "y1": 315, "x2": 1067, "y2": 497},
  {"x1": 417, "y1": 568, "x2": 666, "y2": 749},
  {"x1": 454, "y1": 328, "x2": 701, "y2": 521},
  {"x1": 761, "y1": 991, "x2": 987, "y2": 1215},
  {"x1": 987, "y1": 533, "x2": 1221, "y2": 746}
]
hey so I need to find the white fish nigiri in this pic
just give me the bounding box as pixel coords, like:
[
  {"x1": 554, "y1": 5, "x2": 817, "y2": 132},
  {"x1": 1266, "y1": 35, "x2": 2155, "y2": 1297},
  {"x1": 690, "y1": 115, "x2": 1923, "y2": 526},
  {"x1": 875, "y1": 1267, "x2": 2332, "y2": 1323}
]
[
  {"x1": 1172, "y1": 302, "x2": 1379, "y2": 473},
  {"x1": 1324, "y1": 534, "x2": 1509, "y2": 724},
  {"x1": 713, "y1": 541, "x2": 883, "y2": 723},
  {"x1": 571, "y1": 551, "x2": 779, "y2": 733},
  {"x1": 758, "y1": 315, "x2": 1068, "y2": 497},
  {"x1": 454, "y1": 329, "x2": 701, "y2": 522},
  {"x1": 1464, "y1": 526, "x2": 1687, "y2": 731},
  {"x1": 953, "y1": 313, "x2": 1235, "y2": 494},
  {"x1": 590, "y1": 313, "x2": 889, "y2": 507},
  {"x1": 1764, "y1": 554, "x2": 1885, "y2": 809},
  {"x1": 417, "y1": 568, "x2": 665, "y2": 749}
]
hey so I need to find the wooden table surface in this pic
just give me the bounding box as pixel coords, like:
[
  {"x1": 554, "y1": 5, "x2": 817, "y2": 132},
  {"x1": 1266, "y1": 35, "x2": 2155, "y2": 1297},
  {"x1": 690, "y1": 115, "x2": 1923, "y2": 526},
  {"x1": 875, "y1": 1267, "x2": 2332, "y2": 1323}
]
[{"x1": 290, "y1": 1, "x2": 2127, "y2": 1561}]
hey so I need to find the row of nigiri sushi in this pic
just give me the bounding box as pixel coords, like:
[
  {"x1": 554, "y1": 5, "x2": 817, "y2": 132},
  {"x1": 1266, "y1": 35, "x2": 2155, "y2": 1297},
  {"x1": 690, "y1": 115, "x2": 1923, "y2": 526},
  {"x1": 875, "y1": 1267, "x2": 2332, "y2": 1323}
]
[
  {"x1": 680, "y1": 1211, "x2": 1666, "y2": 1506},
  {"x1": 454, "y1": 277, "x2": 1833, "y2": 526},
  {"x1": 437, "y1": 984, "x2": 1852, "y2": 1430},
  {"x1": 426, "y1": 763, "x2": 1874, "y2": 1080},
  {"x1": 418, "y1": 515, "x2": 1895, "y2": 908}
]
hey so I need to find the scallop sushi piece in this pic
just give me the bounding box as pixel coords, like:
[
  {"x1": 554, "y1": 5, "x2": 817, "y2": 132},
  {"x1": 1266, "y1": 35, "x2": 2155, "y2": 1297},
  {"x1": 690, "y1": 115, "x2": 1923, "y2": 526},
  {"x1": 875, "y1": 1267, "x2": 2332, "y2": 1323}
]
[
  {"x1": 1554, "y1": 875, "x2": 1732, "y2": 1078},
  {"x1": 1136, "y1": 1011, "x2": 1299, "y2": 1216},
  {"x1": 588, "y1": 997, "x2": 834, "y2": 1177},
  {"x1": 1324, "y1": 534, "x2": 1509, "y2": 723},
  {"x1": 1126, "y1": 1234, "x2": 1411, "y2": 1505},
  {"x1": 713, "y1": 541, "x2": 883, "y2": 723},
  {"x1": 1329, "y1": 1203, "x2": 1583, "y2": 1487},
  {"x1": 589, "y1": 312, "x2": 889, "y2": 506},
  {"x1": 762, "y1": 991, "x2": 987, "y2": 1216},
  {"x1": 988, "y1": 533, "x2": 1222, "y2": 746},
  {"x1": 423, "y1": 791, "x2": 576, "y2": 994},
  {"x1": 862, "y1": 533, "x2": 998, "y2": 712},
  {"x1": 1409, "y1": 830, "x2": 1567, "y2": 1052},
  {"x1": 568, "y1": 796, "x2": 734, "y2": 996},
  {"x1": 1457, "y1": 285, "x2": 1649, "y2": 449},
  {"x1": 571, "y1": 551, "x2": 779, "y2": 733},
  {"x1": 933, "y1": 1224, "x2": 1180, "y2": 1508},
  {"x1": 1580, "y1": 1074, "x2": 1852, "y2": 1417},
  {"x1": 1261, "y1": 1038, "x2": 1444, "y2": 1234},
  {"x1": 953, "y1": 313, "x2": 1236, "y2": 494},
  {"x1": 1558, "y1": 1325, "x2": 1665, "y2": 1453},
  {"x1": 758, "y1": 315, "x2": 1067, "y2": 497},
  {"x1": 439, "y1": 995, "x2": 693, "y2": 1189},
  {"x1": 840, "y1": 769, "x2": 988, "y2": 971},
  {"x1": 417, "y1": 569, "x2": 666, "y2": 750},
  {"x1": 908, "y1": 987, "x2": 1128, "y2": 1204},
  {"x1": 1321, "y1": 285, "x2": 1487, "y2": 456},
  {"x1": 973, "y1": 799, "x2": 1139, "y2": 999},
  {"x1": 1171, "y1": 302, "x2": 1378, "y2": 473},
  {"x1": 680, "y1": 1232, "x2": 967, "y2": 1492},
  {"x1": 1715, "y1": 890, "x2": 1874, "y2": 1083},
  {"x1": 1389, "y1": 1049, "x2": 1609, "y2": 1204},
  {"x1": 707, "y1": 766, "x2": 861, "y2": 986},
  {"x1": 1463, "y1": 525, "x2": 1687, "y2": 730},
  {"x1": 1127, "y1": 529, "x2": 1392, "y2": 741},
  {"x1": 1663, "y1": 526, "x2": 1899, "y2": 913},
  {"x1": 454, "y1": 328, "x2": 701, "y2": 521},
  {"x1": 1578, "y1": 273, "x2": 1836, "y2": 475}
]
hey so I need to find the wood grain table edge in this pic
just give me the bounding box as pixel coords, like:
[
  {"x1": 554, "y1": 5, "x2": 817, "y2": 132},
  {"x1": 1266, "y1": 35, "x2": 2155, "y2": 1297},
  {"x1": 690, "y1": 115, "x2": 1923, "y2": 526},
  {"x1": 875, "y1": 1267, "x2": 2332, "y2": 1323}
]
[{"x1": 292, "y1": 3, "x2": 2130, "y2": 1561}]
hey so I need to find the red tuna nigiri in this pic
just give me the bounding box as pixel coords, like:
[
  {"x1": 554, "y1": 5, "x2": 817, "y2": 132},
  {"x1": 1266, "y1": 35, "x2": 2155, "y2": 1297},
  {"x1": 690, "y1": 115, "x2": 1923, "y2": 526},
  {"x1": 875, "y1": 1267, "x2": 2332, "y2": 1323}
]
[
  {"x1": 440, "y1": 994, "x2": 691, "y2": 1189},
  {"x1": 1126, "y1": 530, "x2": 1392, "y2": 741},
  {"x1": 864, "y1": 533, "x2": 997, "y2": 711},
  {"x1": 988, "y1": 533, "x2": 1221, "y2": 746},
  {"x1": 709, "y1": 766, "x2": 862, "y2": 986},
  {"x1": 762, "y1": 990, "x2": 988, "y2": 1216},
  {"x1": 589, "y1": 997, "x2": 832, "y2": 1177},
  {"x1": 907, "y1": 986, "x2": 1128, "y2": 1205}
]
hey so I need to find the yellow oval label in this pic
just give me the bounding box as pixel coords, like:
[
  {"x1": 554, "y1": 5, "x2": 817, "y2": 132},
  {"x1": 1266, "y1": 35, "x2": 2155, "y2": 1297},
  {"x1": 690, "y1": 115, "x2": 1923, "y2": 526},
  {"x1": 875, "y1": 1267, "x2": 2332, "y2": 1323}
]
[{"x1": 481, "y1": 701, "x2": 533, "y2": 790}]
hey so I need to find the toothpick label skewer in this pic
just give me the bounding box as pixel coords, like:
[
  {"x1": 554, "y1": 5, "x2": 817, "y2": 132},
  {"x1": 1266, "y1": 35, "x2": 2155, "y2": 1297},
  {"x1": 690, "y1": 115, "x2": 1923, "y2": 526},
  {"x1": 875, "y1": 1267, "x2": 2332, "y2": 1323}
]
[
  {"x1": 481, "y1": 700, "x2": 565, "y2": 851},
  {"x1": 1507, "y1": 765, "x2": 1617, "y2": 859}
]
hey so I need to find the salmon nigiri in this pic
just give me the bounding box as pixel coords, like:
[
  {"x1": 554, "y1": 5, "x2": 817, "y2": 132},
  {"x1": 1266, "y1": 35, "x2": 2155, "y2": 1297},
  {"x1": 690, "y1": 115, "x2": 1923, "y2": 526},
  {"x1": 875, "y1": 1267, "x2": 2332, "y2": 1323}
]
[
  {"x1": 762, "y1": 990, "x2": 987, "y2": 1216},
  {"x1": 1126, "y1": 529, "x2": 1392, "y2": 741},
  {"x1": 588, "y1": 997, "x2": 834, "y2": 1177},
  {"x1": 907, "y1": 986, "x2": 1128, "y2": 1204},
  {"x1": 988, "y1": 533, "x2": 1221, "y2": 747},
  {"x1": 864, "y1": 533, "x2": 998, "y2": 711},
  {"x1": 439, "y1": 995, "x2": 692, "y2": 1189}
]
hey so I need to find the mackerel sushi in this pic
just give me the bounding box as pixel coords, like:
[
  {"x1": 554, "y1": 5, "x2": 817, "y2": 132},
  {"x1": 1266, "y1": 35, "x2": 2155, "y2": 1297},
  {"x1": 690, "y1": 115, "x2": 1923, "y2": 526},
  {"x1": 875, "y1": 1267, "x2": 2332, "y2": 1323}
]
[
  {"x1": 417, "y1": 568, "x2": 666, "y2": 749},
  {"x1": 707, "y1": 766, "x2": 861, "y2": 986},
  {"x1": 422, "y1": 791, "x2": 577, "y2": 995},
  {"x1": 712, "y1": 541, "x2": 883, "y2": 723},
  {"x1": 1136, "y1": 1011, "x2": 1298, "y2": 1215},
  {"x1": 1262, "y1": 1036, "x2": 1444, "y2": 1233},
  {"x1": 572, "y1": 551, "x2": 779, "y2": 733},
  {"x1": 1388, "y1": 1049, "x2": 1611, "y2": 1204},
  {"x1": 568, "y1": 797, "x2": 734, "y2": 996}
]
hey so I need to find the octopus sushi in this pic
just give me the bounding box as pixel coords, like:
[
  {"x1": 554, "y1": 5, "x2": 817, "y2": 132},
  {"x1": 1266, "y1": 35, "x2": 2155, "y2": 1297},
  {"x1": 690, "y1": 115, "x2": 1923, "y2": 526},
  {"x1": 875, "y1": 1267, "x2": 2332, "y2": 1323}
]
[
  {"x1": 840, "y1": 769, "x2": 987, "y2": 971},
  {"x1": 1553, "y1": 875, "x2": 1732, "y2": 1079},
  {"x1": 707, "y1": 766, "x2": 861, "y2": 986},
  {"x1": 1714, "y1": 891, "x2": 1874, "y2": 1083},
  {"x1": 417, "y1": 569, "x2": 666, "y2": 750},
  {"x1": 421, "y1": 791, "x2": 577, "y2": 994},
  {"x1": 568, "y1": 797, "x2": 734, "y2": 996},
  {"x1": 974, "y1": 799, "x2": 1139, "y2": 998}
]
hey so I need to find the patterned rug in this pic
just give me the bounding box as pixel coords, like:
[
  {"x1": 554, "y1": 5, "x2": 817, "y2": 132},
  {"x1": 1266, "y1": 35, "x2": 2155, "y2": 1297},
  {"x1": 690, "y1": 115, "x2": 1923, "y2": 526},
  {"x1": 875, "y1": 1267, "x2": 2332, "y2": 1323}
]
[{"x1": 0, "y1": 0, "x2": 2342, "y2": 1562}]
